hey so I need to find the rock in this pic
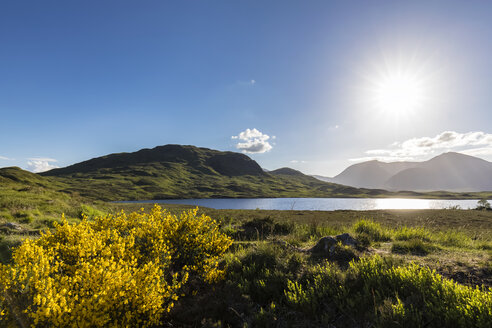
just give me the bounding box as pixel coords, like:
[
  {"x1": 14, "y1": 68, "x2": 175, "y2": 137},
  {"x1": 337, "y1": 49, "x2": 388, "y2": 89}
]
[
  {"x1": 335, "y1": 233, "x2": 358, "y2": 247},
  {"x1": 310, "y1": 233, "x2": 360, "y2": 255},
  {"x1": 0, "y1": 222, "x2": 39, "y2": 235},
  {"x1": 328, "y1": 242, "x2": 358, "y2": 264},
  {"x1": 310, "y1": 236, "x2": 338, "y2": 253},
  {"x1": 4, "y1": 222, "x2": 23, "y2": 231}
]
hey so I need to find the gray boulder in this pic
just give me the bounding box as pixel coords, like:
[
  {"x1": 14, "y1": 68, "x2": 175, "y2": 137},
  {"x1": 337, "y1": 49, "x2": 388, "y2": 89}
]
[
  {"x1": 310, "y1": 233, "x2": 359, "y2": 255},
  {"x1": 310, "y1": 236, "x2": 338, "y2": 253},
  {"x1": 335, "y1": 233, "x2": 358, "y2": 247}
]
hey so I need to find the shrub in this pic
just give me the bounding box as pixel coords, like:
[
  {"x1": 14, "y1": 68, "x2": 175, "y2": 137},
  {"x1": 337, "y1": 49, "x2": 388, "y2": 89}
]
[
  {"x1": 476, "y1": 199, "x2": 491, "y2": 211},
  {"x1": 13, "y1": 211, "x2": 35, "y2": 224},
  {"x1": 435, "y1": 230, "x2": 472, "y2": 248},
  {"x1": 394, "y1": 226, "x2": 431, "y2": 242},
  {"x1": 391, "y1": 239, "x2": 438, "y2": 256},
  {"x1": 285, "y1": 256, "x2": 492, "y2": 327},
  {"x1": 352, "y1": 219, "x2": 391, "y2": 242},
  {"x1": 237, "y1": 217, "x2": 294, "y2": 240},
  {"x1": 77, "y1": 204, "x2": 105, "y2": 219},
  {"x1": 228, "y1": 243, "x2": 301, "y2": 306},
  {"x1": 0, "y1": 211, "x2": 14, "y2": 221},
  {"x1": 36, "y1": 217, "x2": 61, "y2": 229},
  {"x1": 0, "y1": 205, "x2": 232, "y2": 327},
  {"x1": 290, "y1": 222, "x2": 340, "y2": 243},
  {"x1": 0, "y1": 236, "x2": 22, "y2": 264}
]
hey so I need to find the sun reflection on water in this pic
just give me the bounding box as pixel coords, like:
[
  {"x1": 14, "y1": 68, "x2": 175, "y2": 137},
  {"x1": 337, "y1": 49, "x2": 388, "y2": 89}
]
[{"x1": 374, "y1": 198, "x2": 431, "y2": 210}]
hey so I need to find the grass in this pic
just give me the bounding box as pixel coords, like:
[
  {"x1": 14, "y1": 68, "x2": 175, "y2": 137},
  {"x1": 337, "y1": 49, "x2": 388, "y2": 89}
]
[
  {"x1": 0, "y1": 166, "x2": 491, "y2": 326},
  {"x1": 1, "y1": 200, "x2": 491, "y2": 326},
  {"x1": 168, "y1": 241, "x2": 491, "y2": 327},
  {"x1": 352, "y1": 219, "x2": 392, "y2": 242},
  {"x1": 391, "y1": 239, "x2": 439, "y2": 255},
  {"x1": 26, "y1": 144, "x2": 492, "y2": 201}
]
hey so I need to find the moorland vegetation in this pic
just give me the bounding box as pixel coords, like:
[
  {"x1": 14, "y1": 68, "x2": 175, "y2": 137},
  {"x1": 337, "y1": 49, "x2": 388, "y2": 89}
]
[
  {"x1": 1, "y1": 200, "x2": 491, "y2": 327},
  {"x1": 0, "y1": 149, "x2": 491, "y2": 327}
]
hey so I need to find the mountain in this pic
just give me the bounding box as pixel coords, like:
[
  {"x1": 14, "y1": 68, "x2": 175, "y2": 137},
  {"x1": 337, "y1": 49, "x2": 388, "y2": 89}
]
[
  {"x1": 42, "y1": 145, "x2": 388, "y2": 201},
  {"x1": 319, "y1": 160, "x2": 416, "y2": 189},
  {"x1": 46, "y1": 144, "x2": 265, "y2": 177},
  {"x1": 270, "y1": 167, "x2": 306, "y2": 176},
  {"x1": 386, "y1": 152, "x2": 492, "y2": 191},
  {"x1": 319, "y1": 152, "x2": 492, "y2": 192}
]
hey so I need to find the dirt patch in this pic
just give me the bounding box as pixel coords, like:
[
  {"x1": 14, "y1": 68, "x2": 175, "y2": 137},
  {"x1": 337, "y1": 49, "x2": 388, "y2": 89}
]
[{"x1": 438, "y1": 263, "x2": 492, "y2": 288}]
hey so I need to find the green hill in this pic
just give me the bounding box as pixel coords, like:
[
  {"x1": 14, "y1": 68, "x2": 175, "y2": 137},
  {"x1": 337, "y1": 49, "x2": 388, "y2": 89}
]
[
  {"x1": 41, "y1": 145, "x2": 394, "y2": 201},
  {"x1": 0, "y1": 166, "x2": 93, "y2": 218},
  {"x1": 45, "y1": 144, "x2": 266, "y2": 177}
]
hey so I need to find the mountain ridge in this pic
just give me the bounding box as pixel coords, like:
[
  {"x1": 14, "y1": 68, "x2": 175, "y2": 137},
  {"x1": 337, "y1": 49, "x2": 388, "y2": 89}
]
[
  {"x1": 315, "y1": 152, "x2": 492, "y2": 192},
  {"x1": 44, "y1": 144, "x2": 266, "y2": 177},
  {"x1": 41, "y1": 144, "x2": 392, "y2": 201},
  {"x1": 4, "y1": 146, "x2": 491, "y2": 200}
]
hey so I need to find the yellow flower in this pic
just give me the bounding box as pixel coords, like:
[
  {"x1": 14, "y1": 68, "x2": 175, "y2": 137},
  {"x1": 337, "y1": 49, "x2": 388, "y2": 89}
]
[{"x1": 0, "y1": 205, "x2": 232, "y2": 327}]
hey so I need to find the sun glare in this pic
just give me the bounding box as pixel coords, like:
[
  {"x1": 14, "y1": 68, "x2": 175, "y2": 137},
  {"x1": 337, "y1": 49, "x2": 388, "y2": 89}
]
[
  {"x1": 374, "y1": 70, "x2": 425, "y2": 114},
  {"x1": 360, "y1": 53, "x2": 436, "y2": 121}
]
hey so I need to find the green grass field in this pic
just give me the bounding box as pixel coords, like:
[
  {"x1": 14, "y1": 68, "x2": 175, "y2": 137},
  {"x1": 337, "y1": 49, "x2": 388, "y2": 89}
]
[
  {"x1": 2, "y1": 198, "x2": 491, "y2": 326},
  {"x1": 1, "y1": 165, "x2": 491, "y2": 327}
]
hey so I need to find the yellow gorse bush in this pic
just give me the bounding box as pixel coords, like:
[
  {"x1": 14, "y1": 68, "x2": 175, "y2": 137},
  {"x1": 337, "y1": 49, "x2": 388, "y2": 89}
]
[{"x1": 0, "y1": 205, "x2": 232, "y2": 327}]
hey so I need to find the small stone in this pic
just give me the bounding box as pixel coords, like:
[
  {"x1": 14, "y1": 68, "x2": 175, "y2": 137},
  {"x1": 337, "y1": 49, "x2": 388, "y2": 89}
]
[{"x1": 4, "y1": 222, "x2": 23, "y2": 231}]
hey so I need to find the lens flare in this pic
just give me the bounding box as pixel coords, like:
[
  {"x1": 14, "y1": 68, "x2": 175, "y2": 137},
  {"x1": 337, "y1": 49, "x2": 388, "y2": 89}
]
[{"x1": 373, "y1": 69, "x2": 426, "y2": 114}]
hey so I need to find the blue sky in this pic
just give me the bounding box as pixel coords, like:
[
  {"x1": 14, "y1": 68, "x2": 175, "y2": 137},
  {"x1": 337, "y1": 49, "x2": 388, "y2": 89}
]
[{"x1": 1, "y1": 0, "x2": 492, "y2": 176}]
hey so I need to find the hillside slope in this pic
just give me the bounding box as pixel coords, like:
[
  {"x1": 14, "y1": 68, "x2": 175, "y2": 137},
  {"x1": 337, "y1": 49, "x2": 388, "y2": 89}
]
[
  {"x1": 386, "y1": 152, "x2": 492, "y2": 191},
  {"x1": 0, "y1": 167, "x2": 90, "y2": 219},
  {"x1": 326, "y1": 160, "x2": 416, "y2": 189},
  {"x1": 42, "y1": 145, "x2": 398, "y2": 200},
  {"x1": 321, "y1": 152, "x2": 492, "y2": 192}
]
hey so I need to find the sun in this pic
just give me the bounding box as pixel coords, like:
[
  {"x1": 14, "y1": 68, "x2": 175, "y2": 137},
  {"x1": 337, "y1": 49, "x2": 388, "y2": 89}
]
[
  {"x1": 372, "y1": 69, "x2": 426, "y2": 114},
  {"x1": 359, "y1": 52, "x2": 436, "y2": 120}
]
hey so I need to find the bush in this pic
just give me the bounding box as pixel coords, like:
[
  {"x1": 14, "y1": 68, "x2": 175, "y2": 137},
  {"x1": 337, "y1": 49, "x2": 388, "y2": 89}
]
[
  {"x1": 0, "y1": 236, "x2": 22, "y2": 264},
  {"x1": 391, "y1": 239, "x2": 438, "y2": 256},
  {"x1": 228, "y1": 243, "x2": 302, "y2": 306},
  {"x1": 352, "y1": 219, "x2": 391, "y2": 242},
  {"x1": 394, "y1": 226, "x2": 431, "y2": 242},
  {"x1": 78, "y1": 204, "x2": 105, "y2": 219},
  {"x1": 13, "y1": 211, "x2": 35, "y2": 224},
  {"x1": 35, "y1": 217, "x2": 61, "y2": 229},
  {"x1": 285, "y1": 256, "x2": 492, "y2": 327},
  {"x1": 435, "y1": 230, "x2": 472, "y2": 248},
  {"x1": 476, "y1": 199, "x2": 491, "y2": 211},
  {"x1": 0, "y1": 205, "x2": 232, "y2": 327},
  {"x1": 236, "y1": 217, "x2": 294, "y2": 240}
]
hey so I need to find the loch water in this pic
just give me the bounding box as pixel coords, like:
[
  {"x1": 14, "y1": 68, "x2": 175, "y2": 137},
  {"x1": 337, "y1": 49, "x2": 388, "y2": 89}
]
[{"x1": 122, "y1": 198, "x2": 487, "y2": 211}]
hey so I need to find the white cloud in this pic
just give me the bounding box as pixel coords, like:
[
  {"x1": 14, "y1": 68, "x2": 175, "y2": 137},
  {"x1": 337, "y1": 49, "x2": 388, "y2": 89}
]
[
  {"x1": 351, "y1": 131, "x2": 492, "y2": 162},
  {"x1": 232, "y1": 128, "x2": 273, "y2": 153},
  {"x1": 0, "y1": 156, "x2": 13, "y2": 160},
  {"x1": 290, "y1": 160, "x2": 307, "y2": 164},
  {"x1": 26, "y1": 158, "x2": 59, "y2": 173},
  {"x1": 233, "y1": 79, "x2": 257, "y2": 87}
]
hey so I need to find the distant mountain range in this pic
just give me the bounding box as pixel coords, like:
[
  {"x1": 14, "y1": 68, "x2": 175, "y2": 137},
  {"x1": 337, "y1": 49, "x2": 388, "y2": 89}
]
[
  {"x1": 40, "y1": 144, "x2": 399, "y2": 200},
  {"x1": 313, "y1": 152, "x2": 492, "y2": 192},
  {"x1": 2, "y1": 146, "x2": 489, "y2": 200}
]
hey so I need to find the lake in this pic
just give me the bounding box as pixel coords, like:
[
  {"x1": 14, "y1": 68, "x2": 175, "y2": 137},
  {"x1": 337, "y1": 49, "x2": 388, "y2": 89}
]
[{"x1": 123, "y1": 198, "x2": 488, "y2": 211}]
